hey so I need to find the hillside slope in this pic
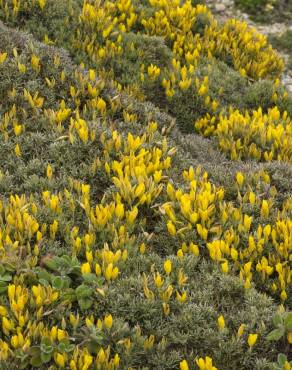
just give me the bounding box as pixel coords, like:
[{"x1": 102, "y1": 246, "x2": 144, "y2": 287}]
[{"x1": 0, "y1": 1, "x2": 291, "y2": 369}]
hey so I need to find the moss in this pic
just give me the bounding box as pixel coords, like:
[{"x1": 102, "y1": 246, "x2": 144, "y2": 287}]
[
  {"x1": 270, "y1": 30, "x2": 292, "y2": 54},
  {"x1": 234, "y1": 0, "x2": 292, "y2": 22}
]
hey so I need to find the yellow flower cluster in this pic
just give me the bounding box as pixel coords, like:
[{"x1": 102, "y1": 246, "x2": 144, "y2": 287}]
[
  {"x1": 1, "y1": 0, "x2": 287, "y2": 164},
  {"x1": 70, "y1": 0, "x2": 284, "y2": 84},
  {"x1": 162, "y1": 167, "x2": 292, "y2": 301},
  {"x1": 180, "y1": 356, "x2": 218, "y2": 370},
  {"x1": 0, "y1": 195, "x2": 40, "y2": 264},
  {"x1": 195, "y1": 106, "x2": 292, "y2": 162},
  {"x1": 143, "y1": 258, "x2": 188, "y2": 316},
  {"x1": 74, "y1": 0, "x2": 136, "y2": 64},
  {"x1": 0, "y1": 290, "x2": 121, "y2": 369},
  {"x1": 205, "y1": 19, "x2": 284, "y2": 79}
]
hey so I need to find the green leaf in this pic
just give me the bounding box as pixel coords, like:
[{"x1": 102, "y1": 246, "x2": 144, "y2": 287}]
[
  {"x1": 30, "y1": 355, "x2": 42, "y2": 367},
  {"x1": 41, "y1": 337, "x2": 52, "y2": 347},
  {"x1": 4, "y1": 263, "x2": 15, "y2": 272},
  {"x1": 40, "y1": 344, "x2": 53, "y2": 355},
  {"x1": 277, "y1": 353, "x2": 287, "y2": 366},
  {"x1": 19, "y1": 357, "x2": 30, "y2": 369},
  {"x1": 62, "y1": 288, "x2": 76, "y2": 302},
  {"x1": 27, "y1": 346, "x2": 40, "y2": 357},
  {"x1": 60, "y1": 255, "x2": 71, "y2": 267},
  {"x1": 40, "y1": 352, "x2": 52, "y2": 364},
  {"x1": 0, "y1": 274, "x2": 12, "y2": 282},
  {"x1": 65, "y1": 344, "x2": 75, "y2": 353},
  {"x1": 0, "y1": 265, "x2": 5, "y2": 275},
  {"x1": 43, "y1": 258, "x2": 58, "y2": 271},
  {"x1": 37, "y1": 269, "x2": 51, "y2": 282},
  {"x1": 40, "y1": 338, "x2": 54, "y2": 354},
  {"x1": 0, "y1": 286, "x2": 7, "y2": 294},
  {"x1": 78, "y1": 297, "x2": 93, "y2": 310},
  {"x1": 38, "y1": 279, "x2": 50, "y2": 287},
  {"x1": 272, "y1": 314, "x2": 283, "y2": 327},
  {"x1": 284, "y1": 312, "x2": 292, "y2": 330},
  {"x1": 82, "y1": 273, "x2": 98, "y2": 284},
  {"x1": 62, "y1": 276, "x2": 71, "y2": 288},
  {"x1": 52, "y1": 276, "x2": 63, "y2": 289},
  {"x1": 75, "y1": 284, "x2": 92, "y2": 299},
  {"x1": 57, "y1": 342, "x2": 67, "y2": 353},
  {"x1": 266, "y1": 327, "x2": 285, "y2": 341}
]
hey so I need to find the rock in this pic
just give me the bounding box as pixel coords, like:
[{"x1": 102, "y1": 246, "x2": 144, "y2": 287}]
[
  {"x1": 282, "y1": 74, "x2": 292, "y2": 93},
  {"x1": 215, "y1": 4, "x2": 226, "y2": 12},
  {"x1": 221, "y1": 0, "x2": 232, "y2": 6}
]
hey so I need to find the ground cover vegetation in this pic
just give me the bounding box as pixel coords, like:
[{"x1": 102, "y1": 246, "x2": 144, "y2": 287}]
[
  {"x1": 0, "y1": 0, "x2": 291, "y2": 369},
  {"x1": 234, "y1": 0, "x2": 292, "y2": 22}
]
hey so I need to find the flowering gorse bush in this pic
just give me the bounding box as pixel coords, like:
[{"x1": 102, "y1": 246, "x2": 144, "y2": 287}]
[{"x1": 0, "y1": 0, "x2": 290, "y2": 369}]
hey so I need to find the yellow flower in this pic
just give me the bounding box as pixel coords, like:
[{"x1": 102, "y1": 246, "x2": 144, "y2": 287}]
[
  {"x1": 0, "y1": 306, "x2": 7, "y2": 316},
  {"x1": 196, "y1": 356, "x2": 217, "y2": 370},
  {"x1": 11, "y1": 335, "x2": 19, "y2": 349},
  {"x1": 244, "y1": 278, "x2": 251, "y2": 290},
  {"x1": 135, "y1": 182, "x2": 145, "y2": 198},
  {"x1": 236, "y1": 172, "x2": 244, "y2": 187},
  {"x1": 140, "y1": 243, "x2": 146, "y2": 254},
  {"x1": 50, "y1": 326, "x2": 57, "y2": 341},
  {"x1": 154, "y1": 273, "x2": 164, "y2": 288},
  {"x1": 217, "y1": 315, "x2": 225, "y2": 330},
  {"x1": 31, "y1": 54, "x2": 40, "y2": 72},
  {"x1": 177, "y1": 249, "x2": 184, "y2": 259},
  {"x1": 167, "y1": 221, "x2": 176, "y2": 236},
  {"x1": 14, "y1": 123, "x2": 22, "y2": 136},
  {"x1": 127, "y1": 206, "x2": 138, "y2": 224},
  {"x1": 104, "y1": 314, "x2": 113, "y2": 329},
  {"x1": 95, "y1": 263, "x2": 101, "y2": 276},
  {"x1": 221, "y1": 261, "x2": 229, "y2": 274},
  {"x1": 176, "y1": 291, "x2": 187, "y2": 304},
  {"x1": 189, "y1": 243, "x2": 199, "y2": 256},
  {"x1": 81, "y1": 262, "x2": 91, "y2": 275},
  {"x1": 164, "y1": 260, "x2": 172, "y2": 275},
  {"x1": 248, "y1": 333, "x2": 258, "y2": 348},
  {"x1": 230, "y1": 248, "x2": 238, "y2": 261},
  {"x1": 46, "y1": 164, "x2": 53, "y2": 179},
  {"x1": 180, "y1": 360, "x2": 189, "y2": 370},
  {"x1": 69, "y1": 313, "x2": 79, "y2": 328},
  {"x1": 287, "y1": 332, "x2": 292, "y2": 344},
  {"x1": 89, "y1": 69, "x2": 96, "y2": 81},
  {"x1": 249, "y1": 191, "x2": 256, "y2": 204},
  {"x1": 261, "y1": 200, "x2": 269, "y2": 218},
  {"x1": 86, "y1": 250, "x2": 93, "y2": 263},
  {"x1": 115, "y1": 203, "x2": 124, "y2": 219},
  {"x1": 8, "y1": 284, "x2": 15, "y2": 301},
  {"x1": 280, "y1": 290, "x2": 287, "y2": 301},
  {"x1": 0, "y1": 340, "x2": 9, "y2": 360},
  {"x1": 15, "y1": 144, "x2": 21, "y2": 157},
  {"x1": 38, "y1": 0, "x2": 46, "y2": 10},
  {"x1": 55, "y1": 352, "x2": 66, "y2": 368},
  {"x1": 0, "y1": 52, "x2": 7, "y2": 64},
  {"x1": 57, "y1": 329, "x2": 66, "y2": 341},
  {"x1": 237, "y1": 324, "x2": 245, "y2": 338},
  {"x1": 18, "y1": 63, "x2": 26, "y2": 74},
  {"x1": 97, "y1": 98, "x2": 106, "y2": 113},
  {"x1": 2, "y1": 317, "x2": 13, "y2": 335},
  {"x1": 105, "y1": 263, "x2": 119, "y2": 281}
]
